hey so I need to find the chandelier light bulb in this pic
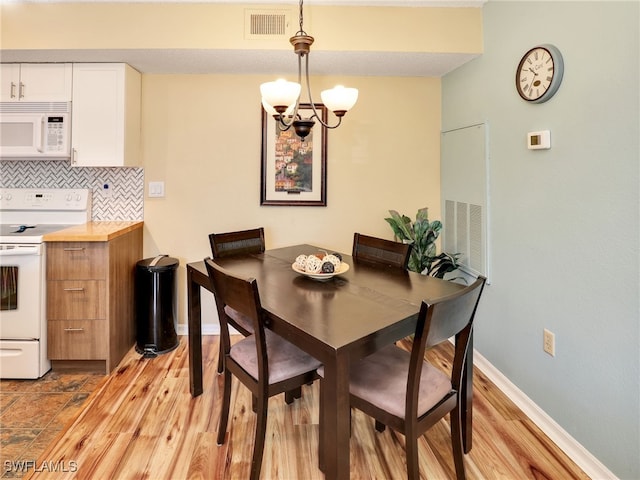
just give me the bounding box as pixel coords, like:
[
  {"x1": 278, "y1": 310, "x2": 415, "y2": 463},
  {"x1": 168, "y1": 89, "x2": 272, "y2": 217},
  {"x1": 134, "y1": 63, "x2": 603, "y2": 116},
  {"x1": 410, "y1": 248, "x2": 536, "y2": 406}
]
[
  {"x1": 260, "y1": 79, "x2": 301, "y2": 113},
  {"x1": 321, "y1": 85, "x2": 359, "y2": 117}
]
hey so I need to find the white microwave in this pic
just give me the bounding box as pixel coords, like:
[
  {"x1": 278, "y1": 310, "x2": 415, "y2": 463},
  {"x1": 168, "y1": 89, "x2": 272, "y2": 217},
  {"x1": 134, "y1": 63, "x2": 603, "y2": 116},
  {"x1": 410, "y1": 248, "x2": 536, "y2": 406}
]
[{"x1": 0, "y1": 102, "x2": 71, "y2": 160}]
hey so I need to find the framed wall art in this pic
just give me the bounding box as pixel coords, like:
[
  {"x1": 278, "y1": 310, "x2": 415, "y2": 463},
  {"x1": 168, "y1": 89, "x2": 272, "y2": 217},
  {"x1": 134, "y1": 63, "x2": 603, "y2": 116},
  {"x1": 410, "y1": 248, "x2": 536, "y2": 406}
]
[{"x1": 260, "y1": 103, "x2": 327, "y2": 206}]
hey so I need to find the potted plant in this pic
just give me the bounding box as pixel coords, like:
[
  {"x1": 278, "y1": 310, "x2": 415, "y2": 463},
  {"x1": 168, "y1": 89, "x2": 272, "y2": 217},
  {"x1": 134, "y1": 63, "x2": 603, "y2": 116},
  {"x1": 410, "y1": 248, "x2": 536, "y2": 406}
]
[{"x1": 385, "y1": 208, "x2": 460, "y2": 279}]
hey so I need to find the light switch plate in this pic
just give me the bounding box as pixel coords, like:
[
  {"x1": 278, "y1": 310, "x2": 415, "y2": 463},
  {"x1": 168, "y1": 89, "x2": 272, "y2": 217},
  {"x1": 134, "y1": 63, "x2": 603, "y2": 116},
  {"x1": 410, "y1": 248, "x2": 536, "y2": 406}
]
[{"x1": 148, "y1": 181, "x2": 165, "y2": 198}]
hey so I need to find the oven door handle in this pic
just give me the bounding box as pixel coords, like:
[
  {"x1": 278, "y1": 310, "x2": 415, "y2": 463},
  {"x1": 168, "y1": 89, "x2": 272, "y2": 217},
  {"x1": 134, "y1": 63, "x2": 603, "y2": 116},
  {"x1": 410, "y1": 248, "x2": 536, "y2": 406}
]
[{"x1": 0, "y1": 245, "x2": 41, "y2": 256}]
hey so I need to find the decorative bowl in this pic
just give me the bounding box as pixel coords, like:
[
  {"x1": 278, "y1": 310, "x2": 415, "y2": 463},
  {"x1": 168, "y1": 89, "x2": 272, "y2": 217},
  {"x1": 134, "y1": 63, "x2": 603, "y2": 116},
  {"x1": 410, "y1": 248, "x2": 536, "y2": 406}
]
[{"x1": 292, "y1": 262, "x2": 349, "y2": 281}]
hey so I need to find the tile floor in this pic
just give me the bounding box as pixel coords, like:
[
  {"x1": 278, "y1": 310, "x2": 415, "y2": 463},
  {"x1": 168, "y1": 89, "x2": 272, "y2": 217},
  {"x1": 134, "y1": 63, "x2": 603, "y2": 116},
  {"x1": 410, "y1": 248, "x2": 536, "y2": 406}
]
[{"x1": 0, "y1": 371, "x2": 105, "y2": 478}]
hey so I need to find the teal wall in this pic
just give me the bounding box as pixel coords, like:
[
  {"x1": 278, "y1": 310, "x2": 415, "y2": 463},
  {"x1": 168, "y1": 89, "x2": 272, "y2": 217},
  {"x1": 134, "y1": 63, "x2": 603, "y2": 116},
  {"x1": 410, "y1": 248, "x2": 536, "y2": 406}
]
[{"x1": 442, "y1": 1, "x2": 639, "y2": 478}]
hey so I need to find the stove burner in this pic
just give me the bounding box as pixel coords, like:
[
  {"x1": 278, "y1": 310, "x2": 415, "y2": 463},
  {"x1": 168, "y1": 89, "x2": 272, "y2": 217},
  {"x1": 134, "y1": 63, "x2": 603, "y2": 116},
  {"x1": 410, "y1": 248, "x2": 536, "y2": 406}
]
[{"x1": 12, "y1": 225, "x2": 36, "y2": 233}]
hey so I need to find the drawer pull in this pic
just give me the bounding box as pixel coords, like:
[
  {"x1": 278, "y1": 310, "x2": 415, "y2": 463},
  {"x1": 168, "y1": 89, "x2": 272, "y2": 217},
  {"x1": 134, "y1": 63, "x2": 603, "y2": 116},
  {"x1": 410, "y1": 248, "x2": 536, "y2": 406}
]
[
  {"x1": 63, "y1": 328, "x2": 85, "y2": 332},
  {"x1": 63, "y1": 287, "x2": 85, "y2": 292},
  {"x1": 63, "y1": 247, "x2": 85, "y2": 251}
]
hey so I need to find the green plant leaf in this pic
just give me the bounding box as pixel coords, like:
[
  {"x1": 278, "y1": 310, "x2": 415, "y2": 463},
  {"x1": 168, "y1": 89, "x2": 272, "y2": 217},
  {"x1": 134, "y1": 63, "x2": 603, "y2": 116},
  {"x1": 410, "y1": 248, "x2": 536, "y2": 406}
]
[
  {"x1": 385, "y1": 208, "x2": 461, "y2": 280},
  {"x1": 385, "y1": 210, "x2": 414, "y2": 241}
]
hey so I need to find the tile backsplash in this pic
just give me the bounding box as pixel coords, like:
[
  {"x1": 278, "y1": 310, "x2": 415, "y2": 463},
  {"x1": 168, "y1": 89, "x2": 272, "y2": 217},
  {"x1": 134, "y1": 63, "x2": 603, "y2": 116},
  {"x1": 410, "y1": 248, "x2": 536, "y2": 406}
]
[{"x1": 0, "y1": 160, "x2": 144, "y2": 221}]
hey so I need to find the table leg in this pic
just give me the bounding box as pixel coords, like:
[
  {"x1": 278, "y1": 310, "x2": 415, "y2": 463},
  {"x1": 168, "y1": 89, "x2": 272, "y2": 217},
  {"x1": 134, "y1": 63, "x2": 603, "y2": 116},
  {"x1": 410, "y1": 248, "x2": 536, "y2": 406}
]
[
  {"x1": 187, "y1": 265, "x2": 203, "y2": 397},
  {"x1": 461, "y1": 328, "x2": 473, "y2": 453},
  {"x1": 320, "y1": 352, "x2": 350, "y2": 480}
]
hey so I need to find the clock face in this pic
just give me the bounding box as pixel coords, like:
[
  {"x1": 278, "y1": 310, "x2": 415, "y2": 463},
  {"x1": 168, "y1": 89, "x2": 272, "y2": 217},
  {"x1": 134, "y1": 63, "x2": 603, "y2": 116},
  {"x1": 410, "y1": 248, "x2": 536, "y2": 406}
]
[{"x1": 516, "y1": 45, "x2": 564, "y2": 103}]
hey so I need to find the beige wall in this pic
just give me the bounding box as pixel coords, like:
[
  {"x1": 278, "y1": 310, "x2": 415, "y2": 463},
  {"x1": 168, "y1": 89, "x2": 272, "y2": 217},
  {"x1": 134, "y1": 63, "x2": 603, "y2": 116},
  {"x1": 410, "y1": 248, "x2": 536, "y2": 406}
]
[
  {"x1": 1, "y1": 3, "x2": 481, "y2": 54},
  {"x1": 142, "y1": 73, "x2": 442, "y2": 326}
]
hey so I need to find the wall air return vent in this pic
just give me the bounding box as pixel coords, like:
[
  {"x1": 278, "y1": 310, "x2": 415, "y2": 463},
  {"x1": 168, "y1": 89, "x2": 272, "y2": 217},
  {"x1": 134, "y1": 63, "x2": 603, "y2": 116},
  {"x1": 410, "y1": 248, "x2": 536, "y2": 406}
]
[
  {"x1": 245, "y1": 9, "x2": 292, "y2": 39},
  {"x1": 441, "y1": 123, "x2": 490, "y2": 280}
]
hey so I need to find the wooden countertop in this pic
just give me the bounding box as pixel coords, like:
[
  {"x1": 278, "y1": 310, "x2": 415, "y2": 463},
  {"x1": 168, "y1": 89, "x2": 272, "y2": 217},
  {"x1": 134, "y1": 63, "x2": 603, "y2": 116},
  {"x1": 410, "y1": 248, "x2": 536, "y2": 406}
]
[{"x1": 43, "y1": 221, "x2": 143, "y2": 242}]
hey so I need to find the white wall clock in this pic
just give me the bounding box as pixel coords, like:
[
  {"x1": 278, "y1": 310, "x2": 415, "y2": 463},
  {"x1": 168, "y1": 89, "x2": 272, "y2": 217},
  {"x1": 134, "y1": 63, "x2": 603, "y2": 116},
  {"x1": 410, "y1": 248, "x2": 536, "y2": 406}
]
[{"x1": 516, "y1": 44, "x2": 564, "y2": 104}]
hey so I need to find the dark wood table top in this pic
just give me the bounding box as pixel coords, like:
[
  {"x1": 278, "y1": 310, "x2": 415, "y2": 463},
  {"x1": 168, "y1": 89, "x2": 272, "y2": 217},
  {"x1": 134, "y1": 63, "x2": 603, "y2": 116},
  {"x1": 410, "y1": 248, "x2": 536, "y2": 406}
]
[{"x1": 210, "y1": 243, "x2": 464, "y2": 359}]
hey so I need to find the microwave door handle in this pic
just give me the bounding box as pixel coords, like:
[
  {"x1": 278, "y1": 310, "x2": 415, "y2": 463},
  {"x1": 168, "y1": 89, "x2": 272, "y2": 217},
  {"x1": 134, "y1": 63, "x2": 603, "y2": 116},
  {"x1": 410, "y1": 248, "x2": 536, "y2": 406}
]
[{"x1": 36, "y1": 115, "x2": 45, "y2": 153}]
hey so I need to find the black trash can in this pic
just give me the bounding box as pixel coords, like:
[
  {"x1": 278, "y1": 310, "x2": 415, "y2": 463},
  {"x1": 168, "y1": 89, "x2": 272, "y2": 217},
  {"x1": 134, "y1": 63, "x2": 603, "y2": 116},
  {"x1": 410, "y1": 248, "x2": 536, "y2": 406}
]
[{"x1": 135, "y1": 255, "x2": 179, "y2": 358}]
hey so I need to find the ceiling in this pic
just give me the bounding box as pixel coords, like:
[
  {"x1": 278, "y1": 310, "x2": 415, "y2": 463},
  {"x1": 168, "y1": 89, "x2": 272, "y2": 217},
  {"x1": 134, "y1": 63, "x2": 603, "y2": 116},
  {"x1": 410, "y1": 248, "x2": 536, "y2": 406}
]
[{"x1": 0, "y1": 0, "x2": 487, "y2": 76}]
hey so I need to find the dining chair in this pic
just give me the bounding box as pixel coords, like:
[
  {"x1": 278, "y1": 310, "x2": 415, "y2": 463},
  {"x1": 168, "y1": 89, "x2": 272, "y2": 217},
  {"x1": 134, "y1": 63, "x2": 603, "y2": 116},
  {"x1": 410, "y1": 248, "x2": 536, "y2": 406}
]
[
  {"x1": 209, "y1": 228, "x2": 265, "y2": 373},
  {"x1": 209, "y1": 227, "x2": 265, "y2": 259},
  {"x1": 205, "y1": 258, "x2": 321, "y2": 480},
  {"x1": 320, "y1": 275, "x2": 486, "y2": 480},
  {"x1": 352, "y1": 232, "x2": 412, "y2": 269}
]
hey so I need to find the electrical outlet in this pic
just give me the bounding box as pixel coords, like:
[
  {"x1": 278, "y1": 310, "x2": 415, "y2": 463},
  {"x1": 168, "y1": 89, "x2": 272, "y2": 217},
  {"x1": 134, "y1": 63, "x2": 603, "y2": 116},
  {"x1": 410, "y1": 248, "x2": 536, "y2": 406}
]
[
  {"x1": 102, "y1": 182, "x2": 113, "y2": 198},
  {"x1": 543, "y1": 329, "x2": 555, "y2": 356}
]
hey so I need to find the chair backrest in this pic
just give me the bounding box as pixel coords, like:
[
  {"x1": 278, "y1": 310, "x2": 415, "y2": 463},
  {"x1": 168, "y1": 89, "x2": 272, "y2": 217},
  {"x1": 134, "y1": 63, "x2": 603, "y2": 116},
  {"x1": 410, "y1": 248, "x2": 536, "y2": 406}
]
[
  {"x1": 408, "y1": 275, "x2": 487, "y2": 414},
  {"x1": 204, "y1": 258, "x2": 269, "y2": 379},
  {"x1": 352, "y1": 232, "x2": 412, "y2": 269},
  {"x1": 209, "y1": 228, "x2": 265, "y2": 259}
]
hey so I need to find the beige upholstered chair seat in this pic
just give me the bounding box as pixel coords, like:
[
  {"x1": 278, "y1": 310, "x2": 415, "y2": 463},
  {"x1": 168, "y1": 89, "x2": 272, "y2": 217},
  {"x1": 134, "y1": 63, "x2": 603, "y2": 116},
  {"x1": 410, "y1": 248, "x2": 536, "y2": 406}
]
[
  {"x1": 348, "y1": 345, "x2": 452, "y2": 418},
  {"x1": 231, "y1": 331, "x2": 321, "y2": 384}
]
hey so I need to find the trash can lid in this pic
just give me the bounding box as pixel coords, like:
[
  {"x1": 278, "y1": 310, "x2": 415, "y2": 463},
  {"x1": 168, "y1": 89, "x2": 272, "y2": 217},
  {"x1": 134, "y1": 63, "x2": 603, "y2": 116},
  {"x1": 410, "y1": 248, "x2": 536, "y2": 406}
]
[{"x1": 137, "y1": 255, "x2": 179, "y2": 271}]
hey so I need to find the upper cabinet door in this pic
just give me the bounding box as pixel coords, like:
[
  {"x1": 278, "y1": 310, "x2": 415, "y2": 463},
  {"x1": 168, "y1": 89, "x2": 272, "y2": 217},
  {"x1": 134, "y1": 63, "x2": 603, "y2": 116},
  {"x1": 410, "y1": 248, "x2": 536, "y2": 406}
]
[
  {"x1": 71, "y1": 63, "x2": 141, "y2": 167},
  {"x1": 0, "y1": 63, "x2": 72, "y2": 102},
  {"x1": 0, "y1": 64, "x2": 20, "y2": 101}
]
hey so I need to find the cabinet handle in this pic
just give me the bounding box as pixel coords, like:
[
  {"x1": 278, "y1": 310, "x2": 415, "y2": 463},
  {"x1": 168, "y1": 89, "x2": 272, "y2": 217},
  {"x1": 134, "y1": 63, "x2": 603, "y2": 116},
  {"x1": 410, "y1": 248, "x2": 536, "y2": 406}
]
[
  {"x1": 10, "y1": 82, "x2": 16, "y2": 99},
  {"x1": 63, "y1": 247, "x2": 85, "y2": 251},
  {"x1": 63, "y1": 328, "x2": 85, "y2": 332},
  {"x1": 18, "y1": 82, "x2": 25, "y2": 99},
  {"x1": 63, "y1": 287, "x2": 85, "y2": 292},
  {"x1": 72, "y1": 148, "x2": 78, "y2": 166}
]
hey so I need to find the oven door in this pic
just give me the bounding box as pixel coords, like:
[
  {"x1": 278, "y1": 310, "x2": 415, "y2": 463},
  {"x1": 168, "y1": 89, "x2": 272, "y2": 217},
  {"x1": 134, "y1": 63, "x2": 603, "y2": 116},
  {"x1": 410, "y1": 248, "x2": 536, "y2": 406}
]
[
  {"x1": 0, "y1": 243, "x2": 49, "y2": 379},
  {"x1": 0, "y1": 244, "x2": 45, "y2": 339}
]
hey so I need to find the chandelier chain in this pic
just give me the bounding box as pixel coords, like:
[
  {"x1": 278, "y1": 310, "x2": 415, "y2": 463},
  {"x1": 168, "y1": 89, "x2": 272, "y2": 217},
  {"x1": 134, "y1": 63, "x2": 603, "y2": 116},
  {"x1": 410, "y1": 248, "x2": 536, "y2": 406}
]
[{"x1": 298, "y1": 0, "x2": 305, "y2": 35}]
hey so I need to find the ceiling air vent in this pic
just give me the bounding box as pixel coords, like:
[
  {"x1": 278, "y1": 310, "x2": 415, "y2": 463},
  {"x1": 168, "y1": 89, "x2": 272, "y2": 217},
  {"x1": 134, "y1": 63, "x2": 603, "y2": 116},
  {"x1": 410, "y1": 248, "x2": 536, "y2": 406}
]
[{"x1": 245, "y1": 9, "x2": 292, "y2": 39}]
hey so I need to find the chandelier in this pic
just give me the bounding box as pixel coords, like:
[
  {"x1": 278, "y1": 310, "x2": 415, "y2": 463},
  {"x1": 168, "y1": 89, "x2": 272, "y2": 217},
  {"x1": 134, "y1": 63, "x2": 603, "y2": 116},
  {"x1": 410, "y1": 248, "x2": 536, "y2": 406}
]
[{"x1": 260, "y1": 0, "x2": 358, "y2": 140}]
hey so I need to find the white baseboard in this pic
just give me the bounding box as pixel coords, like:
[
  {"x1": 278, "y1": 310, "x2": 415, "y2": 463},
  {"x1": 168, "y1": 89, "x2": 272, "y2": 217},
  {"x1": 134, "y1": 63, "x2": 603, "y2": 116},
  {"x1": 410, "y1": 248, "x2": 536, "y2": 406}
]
[
  {"x1": 473, "y1": 349, "x2": 617, "y2": 480},
  {"x1": 178, "y1": 326, "x2": 616, "y2": 479},
  {"x1": 177, "y1": 324, "x2": 218, "y2": 336}
]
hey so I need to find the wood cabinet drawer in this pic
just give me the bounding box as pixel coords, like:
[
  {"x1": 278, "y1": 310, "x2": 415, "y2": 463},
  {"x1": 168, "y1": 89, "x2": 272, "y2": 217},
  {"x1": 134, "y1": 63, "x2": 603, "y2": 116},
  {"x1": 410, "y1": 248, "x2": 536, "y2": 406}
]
[
  {"x1": 47, "y1": 242, "x2": 107, "y2": 280},
  {"x1": 48, "y1": 320, "x2": 108, "y2": 360},
  {"x1": 47, "y1": 280, "x2": 106, "y2": 320}
]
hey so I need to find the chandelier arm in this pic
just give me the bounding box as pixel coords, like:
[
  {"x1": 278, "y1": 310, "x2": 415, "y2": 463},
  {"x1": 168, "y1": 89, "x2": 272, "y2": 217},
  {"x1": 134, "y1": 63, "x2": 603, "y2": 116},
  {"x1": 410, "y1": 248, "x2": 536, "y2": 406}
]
[
  {"x1": 276, "y1": 121, "x2": 294, "y2": 132},
  {"x1": 303, "y1": 55, "x2": 342, "y2": 129},
  {"x1": 276, "y1": 111, "x2": 297, "y2": 128}
]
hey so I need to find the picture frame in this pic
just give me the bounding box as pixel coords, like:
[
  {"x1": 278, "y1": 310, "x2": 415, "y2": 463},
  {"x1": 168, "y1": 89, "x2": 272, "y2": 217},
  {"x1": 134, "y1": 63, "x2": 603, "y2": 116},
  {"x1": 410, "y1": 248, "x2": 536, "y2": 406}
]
[{"x1": 260, "y1": 103, "x2": 327, "y2": 206}]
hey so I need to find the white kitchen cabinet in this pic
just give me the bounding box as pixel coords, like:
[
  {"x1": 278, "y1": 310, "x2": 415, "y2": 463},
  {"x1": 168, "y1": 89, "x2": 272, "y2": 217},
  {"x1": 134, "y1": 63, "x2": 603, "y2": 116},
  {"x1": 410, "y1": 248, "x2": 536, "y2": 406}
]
[
  {"x1": 71, "y1": 63, "x2": 141, "y2": 167},
  {"x1": 0, "y1": 63, "x2": 72, "y2": 102}
]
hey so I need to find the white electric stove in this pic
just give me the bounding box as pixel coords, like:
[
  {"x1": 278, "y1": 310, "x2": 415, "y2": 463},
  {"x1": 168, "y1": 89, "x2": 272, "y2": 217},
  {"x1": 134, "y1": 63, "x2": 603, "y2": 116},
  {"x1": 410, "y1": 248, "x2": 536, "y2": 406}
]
[{"x1": 0, "y1": 188, "x2": 92, "y2": 379}]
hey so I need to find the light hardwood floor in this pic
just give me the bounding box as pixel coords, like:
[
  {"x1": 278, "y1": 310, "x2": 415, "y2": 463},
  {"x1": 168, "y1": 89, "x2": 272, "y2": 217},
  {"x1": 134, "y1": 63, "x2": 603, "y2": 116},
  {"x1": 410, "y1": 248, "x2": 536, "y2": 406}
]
[{"x1": 23, "y1": 335, "x2": 589, "y2": 479}]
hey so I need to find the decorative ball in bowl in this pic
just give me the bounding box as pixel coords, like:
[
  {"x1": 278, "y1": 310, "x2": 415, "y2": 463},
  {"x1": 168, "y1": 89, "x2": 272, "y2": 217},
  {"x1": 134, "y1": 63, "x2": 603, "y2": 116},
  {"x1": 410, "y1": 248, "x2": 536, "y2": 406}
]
[{"x1": 292, "y1": 252, "x2": 349, "y2": 281}]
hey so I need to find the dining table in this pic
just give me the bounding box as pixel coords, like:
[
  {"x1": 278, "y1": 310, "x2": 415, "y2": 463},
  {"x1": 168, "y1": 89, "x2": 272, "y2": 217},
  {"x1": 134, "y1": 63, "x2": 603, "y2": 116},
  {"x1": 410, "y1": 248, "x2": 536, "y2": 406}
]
[{"x1": 187, "y1": 244, "x2": 471, "y2": 480}]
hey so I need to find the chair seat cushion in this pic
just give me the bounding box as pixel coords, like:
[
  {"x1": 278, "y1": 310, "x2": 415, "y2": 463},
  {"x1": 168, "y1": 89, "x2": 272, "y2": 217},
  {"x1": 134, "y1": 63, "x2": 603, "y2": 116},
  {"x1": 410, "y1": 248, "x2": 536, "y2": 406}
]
[
  {"x1": 224, "y1": 305, "x2": 254, "y2": 334},
  {"x1": 348, "y1": 344, "x2": 452, "y2": 419},
  {"x1": 230, "y1": 331, "x2": 321, "y2": 384}
]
